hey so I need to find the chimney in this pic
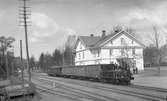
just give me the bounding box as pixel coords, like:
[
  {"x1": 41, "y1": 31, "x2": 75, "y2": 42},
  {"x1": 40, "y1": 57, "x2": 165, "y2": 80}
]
[
  {"x1": 102, "y1": 30, "x2": 106, "y2": 37},
  {"x1": 90, "y1": 34, "x2": 94, "y2": 37}
]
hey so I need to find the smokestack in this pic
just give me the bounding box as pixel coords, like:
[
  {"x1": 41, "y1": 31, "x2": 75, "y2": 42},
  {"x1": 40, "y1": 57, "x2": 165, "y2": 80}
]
[{"x1": 102, "y1": 30, "x2": 106, "y2": 37}]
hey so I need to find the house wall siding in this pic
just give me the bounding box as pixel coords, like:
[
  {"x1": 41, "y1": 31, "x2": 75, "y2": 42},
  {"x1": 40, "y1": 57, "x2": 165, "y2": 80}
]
[{"x1": 75, "y1": 41, "x2": 95, "y2": 65}]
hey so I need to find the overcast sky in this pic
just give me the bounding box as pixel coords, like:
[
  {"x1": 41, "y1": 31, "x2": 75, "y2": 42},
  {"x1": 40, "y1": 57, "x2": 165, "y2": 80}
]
[{"x1": 0, "y1": 0, "x2": 167, "y2": 59}]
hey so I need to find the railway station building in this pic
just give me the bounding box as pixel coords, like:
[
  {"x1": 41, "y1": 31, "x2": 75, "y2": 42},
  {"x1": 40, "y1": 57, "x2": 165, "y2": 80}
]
[{"x1": 74, "y1": 30, "x2": 145, "y2": 70}]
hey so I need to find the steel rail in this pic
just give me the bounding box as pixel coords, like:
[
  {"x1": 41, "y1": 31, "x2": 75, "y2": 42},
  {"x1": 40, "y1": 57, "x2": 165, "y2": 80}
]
[
  {"x1": 37, "y1": 75, "x2": 166, "y2": 101},
  {"x1": 36, "y1": 85, "x2": 83, "y2": 101},
  {"x1": 34, "y1": 78, "x2": 119, "y2": 101}
]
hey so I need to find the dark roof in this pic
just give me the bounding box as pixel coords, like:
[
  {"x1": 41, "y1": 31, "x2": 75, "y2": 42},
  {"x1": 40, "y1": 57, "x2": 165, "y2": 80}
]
[{"x1": 79, "y1": 36, "x2": 101, "y2": 47}]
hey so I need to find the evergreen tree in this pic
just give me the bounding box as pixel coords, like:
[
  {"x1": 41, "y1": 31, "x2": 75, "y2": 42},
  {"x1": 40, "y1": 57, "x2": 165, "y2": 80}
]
[
  {"x1": 38, "y1": 53, "x2": 44, "y2": 71},
  {"x1": 0, "y1": 36, "x2": 15, "y2": 79},
  {"x1": 29, "y1": 56, "x2": 36, "y2": 71},
  {"x1": 52, "y1": 49, "x2": 62, "y2": 66}
]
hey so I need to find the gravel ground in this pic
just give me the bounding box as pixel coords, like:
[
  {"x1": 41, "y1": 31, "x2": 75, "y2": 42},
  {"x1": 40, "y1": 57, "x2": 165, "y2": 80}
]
[
  {"x1": 132, "y1": 67, "x2": 167, "y2": 89},
  {"x1": 32, "y1": 75, "x2": 166, "y2": 101},
  {"x1": 35, "y1": 92, "x2": 74, "y2": 101}
]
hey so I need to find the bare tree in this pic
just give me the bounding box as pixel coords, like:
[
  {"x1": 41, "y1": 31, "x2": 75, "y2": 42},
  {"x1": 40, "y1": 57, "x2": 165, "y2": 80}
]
[
  {"x1": 152, "y1": 25, "x2": 160, "y2": 48},
  {"x1": 29, "y1": 56, "x2": 36, "y2": 71},
  {"x1": 125, "y1": 27, "x2": 139, "y2": 38},
  {"x1": 151, "y1": 25, "x2": 162, "y2": 75},
  {"x1": 113, "y1": 25, "x2": 123, "y2": 33},
  {"x1": 0, "y1": 36, "x2": 15, "y2": 79}
]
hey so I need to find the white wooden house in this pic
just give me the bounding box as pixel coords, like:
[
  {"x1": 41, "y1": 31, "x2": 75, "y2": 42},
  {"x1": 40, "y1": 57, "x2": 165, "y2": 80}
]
[{"x1": 74, "y1": 30, "x2": 145, "y2": 70}]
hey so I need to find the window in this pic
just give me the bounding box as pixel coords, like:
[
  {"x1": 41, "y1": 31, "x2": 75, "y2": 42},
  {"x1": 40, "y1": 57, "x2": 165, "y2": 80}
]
[
  {"x1": 121, "y1": 38, "x2": 124, "y2": 45},
  {"x1": 132, "y1": 41, "x2": 134, "y2": 44},
  {"x1": 97, "y1": 49, "x2": 100, "y2": 57},
  {"x1": 132, "y1": 60, "x2": 136, "y2": 69},
  {"x1": 110, "y1": 49, "x2": 113, "y2": 56},
  {"x1": 82, "y1": 51, "x2": 84, "y2": 59},
  {"x1": 121, "y1": 49, "x2": 125, "y2": 56},
  {"x1": 79, "y1": 52, "x2": 81, "y2": 59},
  {"x1": 132, "y1": 48, "x2": 135, "y2": 55}
]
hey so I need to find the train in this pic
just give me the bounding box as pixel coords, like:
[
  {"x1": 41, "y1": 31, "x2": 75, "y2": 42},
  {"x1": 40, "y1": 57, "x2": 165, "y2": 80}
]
[{"x1": 47, "y1": 58, "x2": 134, "y2": 85}]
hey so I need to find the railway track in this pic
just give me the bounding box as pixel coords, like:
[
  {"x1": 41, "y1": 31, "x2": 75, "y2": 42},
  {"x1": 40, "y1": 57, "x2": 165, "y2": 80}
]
[
  {"x1": 36, "y1": 75, "x2": 167, "y2": 101},
  {"x1": 91, "y1": 85, "x2": 166, "y2": 101},
  {"x1": 34, "y1": 79, "x2": 120, "y2": 101},
  {"x1": 36, "y1": 84, "x2": 84, "y2": 101}
]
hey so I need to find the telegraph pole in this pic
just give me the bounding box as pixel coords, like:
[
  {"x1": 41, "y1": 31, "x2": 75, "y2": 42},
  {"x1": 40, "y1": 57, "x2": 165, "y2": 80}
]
[
  {"x1": 62, "y1": 46, "x2": 65, "y2": 66},
  {"x1": 5, "y1": 50, "x2": 9, "y2": 79},
  {"x1": 20, "y1": 40, "x2": 24, "y2": 82},
  {"x1": 19, "y1": 0, "x2": 31, "y2": 82}
]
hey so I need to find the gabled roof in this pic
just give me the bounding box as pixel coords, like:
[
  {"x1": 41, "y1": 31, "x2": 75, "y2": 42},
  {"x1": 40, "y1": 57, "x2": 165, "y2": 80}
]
[
  {"x1": 95, "y1": 30, "x2": 145, "y2": 47},
  {"x1": 74, "y1": 30, "x2": 145, "y2": 49}
]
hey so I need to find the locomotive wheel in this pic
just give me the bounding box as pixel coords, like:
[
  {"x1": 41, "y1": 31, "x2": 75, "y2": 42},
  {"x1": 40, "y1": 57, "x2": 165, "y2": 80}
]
[
  {"x1": 115, "y1": 79, "x2": 120, "y2": 84},
  {"x1": 125, "y1": 81, "x2": 130, "y2": 85},
  {"x1": 119, "y1": 80, "x2": 130, "y2": 85}
]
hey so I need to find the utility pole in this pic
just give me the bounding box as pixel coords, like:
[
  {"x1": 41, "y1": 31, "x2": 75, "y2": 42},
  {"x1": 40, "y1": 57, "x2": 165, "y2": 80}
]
[
  {"x1": 62, "y1": 53, "x2": 64, "y2": 66},
  {"x1": 5, "y1": 50, "x2": 9, "y2": 79},
  {"x1": 62, "y1": 46, "x2": 65, "y2": 66},
  {"x1": 20, "y1": 40, "x2": 24, "y2": 82},
  {"x1": 19, "y1": 0, "x2": 31, "y2": 82}
]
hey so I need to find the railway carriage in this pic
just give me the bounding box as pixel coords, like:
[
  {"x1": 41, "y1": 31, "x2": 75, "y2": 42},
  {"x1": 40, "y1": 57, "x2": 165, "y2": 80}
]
[{"x1": 48, "y1": 66, "x2": 62, "y2": 76}]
